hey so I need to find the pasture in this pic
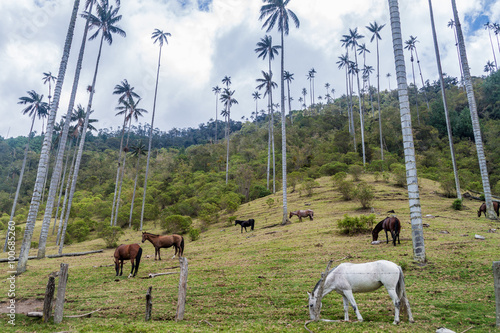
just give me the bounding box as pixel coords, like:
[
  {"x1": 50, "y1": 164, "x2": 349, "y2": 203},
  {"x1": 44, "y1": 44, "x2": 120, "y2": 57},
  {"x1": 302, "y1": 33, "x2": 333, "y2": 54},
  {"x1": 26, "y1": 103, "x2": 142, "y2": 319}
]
[{"x1": 1, "y1": 174, "x2": 499, "y2": 332}]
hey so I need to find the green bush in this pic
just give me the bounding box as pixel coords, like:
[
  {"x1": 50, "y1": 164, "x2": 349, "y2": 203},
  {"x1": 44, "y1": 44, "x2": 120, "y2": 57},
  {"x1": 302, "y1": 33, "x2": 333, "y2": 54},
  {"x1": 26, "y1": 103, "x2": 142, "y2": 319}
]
[
  {"x1": 97, "y1": 224, "x2": 124, "y2": 248},
  {"x1": 440, "y1": 174, "x2": 457, "y2": 198},
  {"x1": 319, "y1": 162, "x2": 348, "y2": 176},
  {"x1": 189, "y1": 227, "x2": 200, "y2": 241},
  {"x1": 452, "y1": 199, "x2": 463, "y2": 210},
  {"x1": 391, "y1": 164, "x2": 406, "y2": 187},
  {"x1": 355, "y1": 182, "x2": 374, "y2": 209},
  {"x1": 337, "y1": 180, "x2": 355, "y2": 201},
  {"x1": 332, "y1": 172, "x2": 348, "y2": 187},
  {"x1": 198, "y1": 202, "x2": 220, "y2": 227},
  {"x1": 266, "y1": 198, "x2": 275, "y2": 208},
  {"x1": 337, "y1": 214, "x2": 376, "y2": 235},
  {"x1": 249, "y1": 185, "x2": 272, "y2": 200},
  {"x1": 302, "y1": 178, "x2": 320, "y2": 197},
  {"x1": 66, "y1": 219, "x2": 90, "y2": 243},
  {"x1": 162, "y1": 215, "x2": 192, "y2": 235},
  {"x1": 349, "y1": 164, "x2": 364, "y2": 181}
]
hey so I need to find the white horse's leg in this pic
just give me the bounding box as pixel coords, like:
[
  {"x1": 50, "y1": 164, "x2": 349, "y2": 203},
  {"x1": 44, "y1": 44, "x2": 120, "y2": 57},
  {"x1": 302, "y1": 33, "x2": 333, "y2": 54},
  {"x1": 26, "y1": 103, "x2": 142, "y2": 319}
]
[
  {"x1": 386, "y1": 289, "x2": 400, "y2": 324},
  {"x1": 342, "y1": 295, "x2": 350, "y2": 321},
  {"x1": 343, "y1": 290, "x2": 363, "y2": 322}
]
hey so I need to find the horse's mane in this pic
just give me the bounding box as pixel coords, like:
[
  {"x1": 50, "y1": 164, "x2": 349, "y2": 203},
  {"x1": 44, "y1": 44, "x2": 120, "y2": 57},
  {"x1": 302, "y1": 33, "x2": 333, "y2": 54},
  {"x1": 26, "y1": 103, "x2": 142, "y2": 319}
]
[
  {"x1": 312, "y1": 266, "x2": 338, "y2": 293},
  {"x1": 143, "y1": 232, "x2": 159, "y2": 236},
  {"x1": 372, "y1": 220, "x2": 384, "y2": 233}
]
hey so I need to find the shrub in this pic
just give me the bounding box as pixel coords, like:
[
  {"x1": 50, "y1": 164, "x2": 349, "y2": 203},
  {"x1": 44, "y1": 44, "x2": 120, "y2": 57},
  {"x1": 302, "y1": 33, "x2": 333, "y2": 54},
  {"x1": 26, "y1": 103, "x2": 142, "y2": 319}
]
[
  {"x1": 66, "y1": 219, "x2": 90, "y2": 243},
  {"x1": 161, "y1": 215, "x2": 192, "y2": 235},
  {"x1": 189, "y1": 227, "x2": 200, "y2": 241},
  {"x1": 391, "y1": 164, "x2": 406, "y2": 187},
  {"x1": 349, "y1": 165, "x2": 364, "y2": 181},
  {"x1": 319, "y1": 162, "x2": 348, "y2": 176},
  {"x1": 355, "y1": 182, "x2": 374, "y2": 209},
  {"x1": 440, "y1": 174, "x2": 457, "y2": 198},
  {"x1": 452, "y1": 199, "x2": 463, "y2": 210},
  {"x1": 288, "y1": 171, "x2": 304, "y2": 193},
  {"x1": 249, "y1": 185, "x2": 272, "y2": 200},
  {"x1": 198, "y1": 203, "x2": 220, "y2": 228},
  {"x1": 332, "y1": 172, "x2": 347, "y2": 187},
  {"x1": 337, "y1": 214, "x2": 376, "y2": 235},
  {"x1": 337, "y1": 180, "x2": 355, "y2": 201},
  {"x1": 220, "y1": 192, "x2": 241, "y2": 214},
  {"x1": 302, "y1": 178, "x2": 320, "y2": 197},
  {"x1": 266, "y1": 198, "x2": 275, "y2": 208},
  {"x1": 97, "y1": 223, "x2": 124, "y2": 248}
]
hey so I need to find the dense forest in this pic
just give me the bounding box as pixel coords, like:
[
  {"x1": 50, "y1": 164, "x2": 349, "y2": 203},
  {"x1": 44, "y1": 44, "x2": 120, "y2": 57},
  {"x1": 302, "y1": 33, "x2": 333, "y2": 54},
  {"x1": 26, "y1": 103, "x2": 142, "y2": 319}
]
[{"x1": 1, "y1": 70, "x2": 500, "y2": 239}]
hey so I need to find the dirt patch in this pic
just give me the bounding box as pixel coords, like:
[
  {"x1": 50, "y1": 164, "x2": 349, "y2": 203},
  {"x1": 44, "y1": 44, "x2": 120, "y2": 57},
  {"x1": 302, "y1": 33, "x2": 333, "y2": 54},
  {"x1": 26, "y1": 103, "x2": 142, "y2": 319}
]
[{"x1": 0, "y1": 299, "x2": 44, "y2": 314}]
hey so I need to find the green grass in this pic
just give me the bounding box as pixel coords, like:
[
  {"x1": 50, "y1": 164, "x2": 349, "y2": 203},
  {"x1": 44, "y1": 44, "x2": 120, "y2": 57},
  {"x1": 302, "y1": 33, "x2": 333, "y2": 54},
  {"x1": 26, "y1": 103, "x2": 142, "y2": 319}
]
[{"x1": 1, "y1": 174, "x2": 499, "y2": 332}]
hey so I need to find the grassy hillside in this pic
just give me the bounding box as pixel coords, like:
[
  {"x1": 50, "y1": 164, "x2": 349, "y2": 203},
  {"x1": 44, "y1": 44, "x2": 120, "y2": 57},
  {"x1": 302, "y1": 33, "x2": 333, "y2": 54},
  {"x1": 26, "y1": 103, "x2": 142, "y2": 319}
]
[{"x1": 1, "y1": 173, "x2": 499, "y2": 332}]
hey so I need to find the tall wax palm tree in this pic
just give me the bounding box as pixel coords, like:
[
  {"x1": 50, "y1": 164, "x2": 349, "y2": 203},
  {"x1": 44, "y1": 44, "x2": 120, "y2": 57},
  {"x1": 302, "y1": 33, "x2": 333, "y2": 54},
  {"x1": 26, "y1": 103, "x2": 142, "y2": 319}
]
[
  {"x1": 128, "y1": 141, "x2": 147, "y2": 228},
  {"x1": 222, "y1": 75, "x2": 231, "y2": 88},
  {"x1": 220, "y1": 88, "x2": 238, "y2": 184},
  {"x1": 484, "y1": 60, "x2": 496, "y2": 75},
  {"x1": 494, "y1": 23, "x2": 500, "y2": 56},
  {"x1": 252, "y1": 91, "x2": 261, "y2": 116},
  {"x1": 17, "y1": 0, "x2": 81, "y2": 272},
  {"x1": 301, "y1": 88, "x2": 307, "y2": 109},
  {"x1": 140, "y1": 28, "x2": 170, "y2": 231},
  {"x1": 363, "y1": 65, "x2": 375, "y2": 116},
  {"x1": 324, "y1": 82, "x2": 330, "y2": 103},
  {"x1": 3, "y1": 92, "x2": 48, "y2": 252},
  {"x1": 58, "y1": 0, "x2": 126, "y2": 252},
  {"x1": 404, "y1": 36, "x2": 420, "y2": 125},
  {"x1": 284, "y1": 70, "x2": 294, "y2": 122},
  {"x1": 212, "y1": 85, "x2": 221, "y2": 143},
  {"x1": 448, "y1": 19, "x2": 464, "y2": 87},
  {"x1": 386, "y1": 73, "x2": 391, "y2": 90},
  {"x1": 484, "y1": 22, "x2": 498, "y2": 70},
  {"x1": 110, "y1": 79, "x2": 140, "y2": 225},
  {"x1": 427, "y1": 0, "x2": 461, "y2": 200},
  {"x1": 259, "y1": 0, "x2": 300, "y2": 225},
  {"x1": 113, "y1": 97, "x2": 146, "y2": 226},
  {"x1": 337, "y1": 53, "x2": 355, "y2": 139},
  {"x1": 42, "y1": 72, "x2": 57, "y2": 133},
  {"x1": 256, "y1": 70, "x2": 278, "y2": 192},
  {"x1": 309, "y1": 68, "x2": 316, "y2": 104},
  {"x1": 33, "y1": 0, "x2": 102, "y2": 261},
  {"x1": 408, "y1": 36, "x2": 430, "y2": 112},
  {"x1": 388, "y1": 0, "x2": 425, "y2": 263},
  {"x1": 367, "y1": 21, "x2": 385, "y2": 161},
  {"x1": 452, "y1": 0, "x2": 495, "y2": 219}
]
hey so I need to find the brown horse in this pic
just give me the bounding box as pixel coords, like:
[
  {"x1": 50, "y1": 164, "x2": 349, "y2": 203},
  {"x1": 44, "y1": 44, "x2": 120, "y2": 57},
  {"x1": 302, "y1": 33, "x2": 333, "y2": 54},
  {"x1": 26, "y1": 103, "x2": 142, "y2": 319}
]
[
  {"x1": 372, "y1": 217, "x2": 401, "y2": 246},
  {"x1": 114, "y1": 243, "x2": 142, "y2": 277},
  {"x1": 477, "y1": 201, "x2": 500, "y2": 217},
  {"x1": 289, "y1": 209, "x2": 314, "y2": 222},
  {"x1": 142, "y1": 232, "x2": 184, "y2": 260}
]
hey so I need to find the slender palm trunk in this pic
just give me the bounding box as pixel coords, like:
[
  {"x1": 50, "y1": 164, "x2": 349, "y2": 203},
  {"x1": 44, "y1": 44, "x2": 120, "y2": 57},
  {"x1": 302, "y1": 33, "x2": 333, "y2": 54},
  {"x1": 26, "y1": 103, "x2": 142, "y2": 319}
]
[
  {"x1": 287, "y1": 80, "x2": 292, "y2": 125},
  {"x1": 414, "y1": 49, "x2": 431, "y2": 112},
  {"x1": 410, "y1": 56, "x2": 420, "y2": 125},
  {"x1": 280, "y1": 29, "x2": 288, "y2": 225},
  {"x1": 388, "y1": 0, "x2": 426, "y2": 263},
  {"x1": 17, "y1": 0, "x2": 79, "y2": 273},
  {"x1": 52, "y1": 139, "x2": 72, "y2": 235},
  {"x1": 225, "y1": 106, "x2": 230, "y2": 184},
  {"x1": 428, "y1": 0, "x2": 461, "y2": 200},
  {"x1": 215, "y1": 92, "x2": 218, "y2": 144},
  {"x1": 451, "y1": 0, "x2": 495, "y2": 219},
  {"x1": 37, "y1": 0, "x2": 94, "y2": 258},
  {"x1": 353, "y1": 52, "x2": 366, "y2": 166},
  {"x1": 114, "y1": 121, "x2": 132, "y2": 226},
  {"x1": 487, "y1": 29, "x2": 498, "y2": 70},
  {"x1": 140, "y1": 44, "x2": 163, "y2": 231},
  {"x1": 3, "y1": 116, "x2": 36, "y2": 252},
  {"x1": 451, "y1": 25, "x2": 464, "y2": 88},
  {"x1": 266, "y1": 98, "x2": 271, "y2": 190},
  {"x1": 376, "y1": 39, "x2": 384, "y2": 161},
  {"x1": 128, "y1": 154, "x2": 142, "y2": 228},
  {"x1": 59, "y1": 33, "x2": 105, "y2": 253},
  {"x1": 110, "y1": 115, "x2": 127, "y2": 225}
]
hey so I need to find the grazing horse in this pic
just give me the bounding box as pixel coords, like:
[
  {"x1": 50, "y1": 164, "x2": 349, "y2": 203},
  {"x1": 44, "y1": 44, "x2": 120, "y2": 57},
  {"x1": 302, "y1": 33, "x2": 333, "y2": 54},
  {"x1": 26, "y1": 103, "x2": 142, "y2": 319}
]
[
  {"x1": 372, "y1": 216, "x2": 401, "y2": 246},
  {"x1": 308, "y1": 260, "x2": 414, "y2": 324},
  {"x1": 235, "y1": 219, "x2": 255, "y2": 233},
  {"x1": 477, "y1": 201, "x2": 500, "y2": 217},
  {"x1": 114, "y1": 243, "x2": 142, "y2": 278},
  {"x1": 289, "y1": 209, "x2": 314, "y2": 222},
  {"x1": 141, "y1": 232, "x2": 184, "y2": 260}
]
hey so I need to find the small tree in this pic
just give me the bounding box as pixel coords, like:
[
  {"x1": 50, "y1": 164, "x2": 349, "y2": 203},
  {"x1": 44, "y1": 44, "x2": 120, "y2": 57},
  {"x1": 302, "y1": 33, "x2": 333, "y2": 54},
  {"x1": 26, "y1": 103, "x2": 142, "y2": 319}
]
[{"x1": 355, "y1": 182, "x2": 374, "y2": 209}]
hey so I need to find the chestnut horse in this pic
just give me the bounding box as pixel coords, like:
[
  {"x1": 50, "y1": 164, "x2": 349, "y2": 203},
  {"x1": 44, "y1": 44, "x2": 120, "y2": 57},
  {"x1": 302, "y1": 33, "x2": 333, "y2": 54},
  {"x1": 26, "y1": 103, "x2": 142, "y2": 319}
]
[
  {"x1": 114, "y1": 243, "x2": 142, "y2": 278},
  {"x1": 372, "y1": 216, "x2": 401, "y2": 246},
  {"x1": 141, "y1": 232, "x2": 184, "y2": 260},
  {"x1": 289, "y1": 209, "x2": 314, "y2": 222},
  {"x1": 477, "y1": 201, "x2": 500, "y2": 217}
]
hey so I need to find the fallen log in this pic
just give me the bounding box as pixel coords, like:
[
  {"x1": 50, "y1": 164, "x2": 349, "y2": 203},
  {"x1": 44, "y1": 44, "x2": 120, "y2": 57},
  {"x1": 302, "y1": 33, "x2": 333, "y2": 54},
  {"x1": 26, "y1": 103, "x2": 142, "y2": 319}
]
[
  {"x1": 27, "y1": 309, "x2": 100, "y2": 319},
  {"x1": 0, "y1": 250, "x2": 103, "y2": 262},
  {"x1": 143, "y1": 272, "x2": 178, "y2": 279}
]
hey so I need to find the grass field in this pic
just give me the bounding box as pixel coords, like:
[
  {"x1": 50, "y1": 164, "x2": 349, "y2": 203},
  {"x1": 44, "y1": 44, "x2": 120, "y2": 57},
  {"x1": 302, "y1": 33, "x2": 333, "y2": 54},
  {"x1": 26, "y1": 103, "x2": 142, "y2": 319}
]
[{"x1": 1, "y1": 174, "x2": 499, "y2": 332}]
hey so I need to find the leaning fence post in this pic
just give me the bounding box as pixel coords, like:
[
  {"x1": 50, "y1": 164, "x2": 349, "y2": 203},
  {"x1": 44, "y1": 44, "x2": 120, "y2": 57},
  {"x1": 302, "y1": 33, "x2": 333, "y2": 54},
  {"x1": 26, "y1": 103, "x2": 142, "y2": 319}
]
[
  {"x1": 42, "y1": 276, "x2": 55, "y2": 323},
  {"x1": 493, "y1": 261, "x2": 500, "y2": 327},
  {"x1": 54, "y1": 263, "x2": 69, "y2": 324},
  {"x1": 145, "y1": 286, "x2": 153, "y2": 321},
  {"x1": 175, "y1": 257, "x2": 188, "y2": 321}
]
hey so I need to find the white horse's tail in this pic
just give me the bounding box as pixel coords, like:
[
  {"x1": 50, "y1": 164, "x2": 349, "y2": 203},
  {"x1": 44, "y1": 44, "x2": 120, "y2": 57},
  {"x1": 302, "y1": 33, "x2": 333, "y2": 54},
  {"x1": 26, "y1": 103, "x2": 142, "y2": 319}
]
[{"x1": 396, "y1": 266, "x2": 411, "y2": 321}]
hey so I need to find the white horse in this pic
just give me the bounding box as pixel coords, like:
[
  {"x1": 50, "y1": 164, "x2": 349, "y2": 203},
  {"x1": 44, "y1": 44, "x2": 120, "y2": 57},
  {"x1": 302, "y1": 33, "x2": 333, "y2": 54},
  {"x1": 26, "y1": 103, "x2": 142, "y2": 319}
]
[{"x1": 307, "y1": 260, "x2": 414, "y2": 324}]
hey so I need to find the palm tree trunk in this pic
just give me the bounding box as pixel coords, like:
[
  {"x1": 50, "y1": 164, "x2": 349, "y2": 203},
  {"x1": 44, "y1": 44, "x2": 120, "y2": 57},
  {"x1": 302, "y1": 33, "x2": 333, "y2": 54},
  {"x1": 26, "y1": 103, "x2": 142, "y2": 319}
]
[
  {"x1": 128, "y1": 154, "x2": 141, "y2": 228},
  {"x1": 3, "y1": 115, "x2": 36, "y2": 252},
  {"x1": 428, "y1": 0, "x2": 461, "y2": 200},
  {"x1": 388, "y1": 0, "x2": 426, "y2": 263},
  {"x1": 354, "y1": 52, "x2": 366, "y2": 166},
  {"x1": 52, "y1": 139, "x2": 73, "y2": 235},
  {"x1": 111, "y1": 115, "x2": 127, "y2": 226},
  {"x1": 37, "y1": 0, "x2": 94, "y2": 259},
  {"x1": 17, "y1": 0, "x2": 79, "y2": 273},
  {"x1": 225, "y1": 107, "x2": 230, "y2": 184},
  {"x1": 270, "y1": 95, "x2": 276, "y2": 194},
  {"x1": 266, "y1": 99, "x2": 271, "y2": 190},
  {"x1": 376, "y1": 38, "x2": 384, "y2": 161},
  {"x1": 414, "y1": 50, "x2": 431, "y2": 112},
  {"x1": 280, "y1": 29, "x2": 288, "y2": 225},
  {"x1": 451, "y1": 0, "x2": 495, "y2": 219},
  {"x1": 114, "y1": 122, "x2": 132, "y2": 226},
  {"x1": 140, "y1": 44, "x2": 163, "y2": 231},
  {"x1": 287, "y1": 80, "x2": 292, "y2": 125},
  {"x1": 410, "y1": 57, "x2": 420, "y2": 125},
  {"x1": 59, "y1": 33, "x2": 105, "y2": 253}
]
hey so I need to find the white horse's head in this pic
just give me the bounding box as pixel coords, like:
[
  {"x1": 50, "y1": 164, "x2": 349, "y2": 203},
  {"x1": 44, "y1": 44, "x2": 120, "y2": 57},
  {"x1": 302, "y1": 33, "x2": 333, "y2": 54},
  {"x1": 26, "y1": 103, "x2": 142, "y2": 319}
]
[{"x1": 307, "y1": 291, "x2": 321, "y2": 320}]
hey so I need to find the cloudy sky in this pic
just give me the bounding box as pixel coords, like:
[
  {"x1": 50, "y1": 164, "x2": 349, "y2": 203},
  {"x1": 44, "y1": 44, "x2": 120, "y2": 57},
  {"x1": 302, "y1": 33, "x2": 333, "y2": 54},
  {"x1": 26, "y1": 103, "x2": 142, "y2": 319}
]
[{"x1": 1, "y1": 0, "x2": 499, "y2": 138}]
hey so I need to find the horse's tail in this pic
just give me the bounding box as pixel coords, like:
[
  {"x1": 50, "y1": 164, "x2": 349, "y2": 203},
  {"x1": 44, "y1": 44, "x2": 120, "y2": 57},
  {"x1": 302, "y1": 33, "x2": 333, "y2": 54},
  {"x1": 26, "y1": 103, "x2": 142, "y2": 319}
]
[
  {"x1": 136, "y1": 246, "x2": 143, "y2": 270},
  {"x1": 180, "y1": 236, "x2": 185, "y2": 257},
  {"x1": 396, "y1": 266, "x2": 408, "y2": 319},
  {"x1": 251, "y1": 219, "x2": 255, "y2": 231}
]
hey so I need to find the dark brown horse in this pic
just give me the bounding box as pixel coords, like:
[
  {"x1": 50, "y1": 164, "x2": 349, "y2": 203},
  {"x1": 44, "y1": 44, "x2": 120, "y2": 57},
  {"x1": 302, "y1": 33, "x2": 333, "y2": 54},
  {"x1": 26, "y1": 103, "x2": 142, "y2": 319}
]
[
  {"x1": 477, "y1": 201, "x2": 500, "y2": 217},
  {"x1": 114, "y1": 243, "x2": 142, "y2": 277},
  {"x1": 142, "y1": 232, "x2": 184, "y2": 260},
  {"x1": 289, "y1": 209, "x2": 314, "y2": 222},
  {"x1": 235, "y1": 219, "x2": 255, "y2": 233},
  {"x1": 372, "y1": 217, "x2": 401, "y2": 246}
]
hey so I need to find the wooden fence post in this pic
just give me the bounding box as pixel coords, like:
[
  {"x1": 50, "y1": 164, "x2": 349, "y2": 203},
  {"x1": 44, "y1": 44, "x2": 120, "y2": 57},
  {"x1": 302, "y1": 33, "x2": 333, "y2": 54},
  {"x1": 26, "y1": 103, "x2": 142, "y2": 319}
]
[
  {"x1": 493, "y1": 261, "x2": 500, "y2": 327},
  {"x1": 175, "y1": 257, "x2": 188, "y2": 321},
  {"x1": 145, "y1": 286, "x2": 153, "y2": 321},
  {"x1": 42, "y1": 276, "x2": 55, "y2": 323},
  {"x1": 54, "y1": 263, "x2": 69, "y2": 324}
]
